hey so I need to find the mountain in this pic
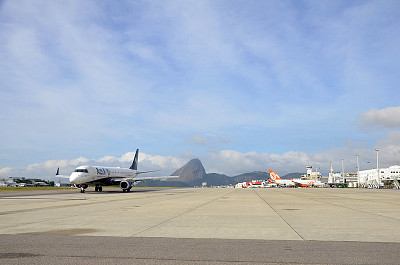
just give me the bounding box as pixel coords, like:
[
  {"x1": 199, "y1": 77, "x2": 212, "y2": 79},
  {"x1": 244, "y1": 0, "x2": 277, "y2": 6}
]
[
  {"x1": 232, "y1": 171, "x2": 269, "y2": 183},
  {"x1": 281, "y1": 173, "x2": 303, "y2": 179},
  {"x1": 171, "y1": 158, "x2": 206, "y2": 183},
  {"x1": 187, "y1": 173, "x2": 230, "y2": 187},
  {"x1": 138, "y1": 159, "x2": 304, "y2": 187}
]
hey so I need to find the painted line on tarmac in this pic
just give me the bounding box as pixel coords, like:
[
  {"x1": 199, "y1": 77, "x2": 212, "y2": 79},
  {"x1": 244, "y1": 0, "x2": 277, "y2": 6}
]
[{"x1": 253, "y1": 189, "x2": 304, "y2": 240}]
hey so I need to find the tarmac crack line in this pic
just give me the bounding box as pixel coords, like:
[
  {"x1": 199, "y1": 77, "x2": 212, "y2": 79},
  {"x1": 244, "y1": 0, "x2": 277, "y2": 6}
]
[
  {"x1": 253, "y1": 190, "x2": 305, "y2": 240},
  {"x1": 52, "y1": 254, "x2": 277, "y2": 264},
  {"x1": 130, "y1": 189, "x2": 237, "y2": 237}
]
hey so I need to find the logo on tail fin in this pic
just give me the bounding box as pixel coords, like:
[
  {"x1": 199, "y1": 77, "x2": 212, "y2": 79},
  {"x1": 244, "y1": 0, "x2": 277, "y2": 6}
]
[{"x1": 269, "y1": 169, "x2": 281, "y2": 180}]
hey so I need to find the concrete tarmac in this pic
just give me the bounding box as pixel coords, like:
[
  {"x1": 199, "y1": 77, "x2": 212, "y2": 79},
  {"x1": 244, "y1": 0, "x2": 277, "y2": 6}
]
[{"x1": 1, "y1": 187, "x2": 400, "y2": 264}]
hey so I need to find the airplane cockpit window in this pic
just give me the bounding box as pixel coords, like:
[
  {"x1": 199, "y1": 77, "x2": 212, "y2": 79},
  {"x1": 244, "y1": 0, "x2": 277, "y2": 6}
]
[{"x1": 74, "y1": 169, "x2": 89, "y2": 173}]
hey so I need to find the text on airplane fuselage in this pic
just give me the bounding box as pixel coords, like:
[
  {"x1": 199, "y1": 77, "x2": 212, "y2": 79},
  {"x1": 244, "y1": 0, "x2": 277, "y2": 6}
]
[{"x1": 96, "y1": 168, "x2": 110, "y2": 176}]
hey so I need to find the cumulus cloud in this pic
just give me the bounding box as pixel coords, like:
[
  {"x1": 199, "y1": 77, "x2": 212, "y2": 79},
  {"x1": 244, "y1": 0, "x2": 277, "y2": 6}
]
[
  {"x1": 359, "y1": 106, "x2": 400, "y2": 129},
  {"x1": 18, "y1": 133, "x2": 400, "y2": 181},
  {"x1": 19, "y1": 151, "x2": 187, "y2": 180},
  {"x1": 1, "y1": 1, "x2": 400, "y2": 180},
  {"x1": 0, "y1": 167, "x2": 12, "y2": 176}
]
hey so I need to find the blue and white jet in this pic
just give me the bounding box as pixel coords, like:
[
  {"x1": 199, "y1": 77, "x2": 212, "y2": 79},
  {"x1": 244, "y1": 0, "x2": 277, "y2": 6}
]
[{"x1": 69, "y1": 149, "x2": 179, "y2": 193}]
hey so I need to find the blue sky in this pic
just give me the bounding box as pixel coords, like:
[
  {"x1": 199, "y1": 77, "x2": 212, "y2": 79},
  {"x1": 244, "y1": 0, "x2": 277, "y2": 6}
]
[{"x1": 1, "y1": 0, "x2": 400, "y2": 179}]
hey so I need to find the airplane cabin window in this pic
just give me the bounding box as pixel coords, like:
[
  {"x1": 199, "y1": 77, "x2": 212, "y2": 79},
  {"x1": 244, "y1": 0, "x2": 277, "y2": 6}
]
[{"x1": 74, "y1": 169, "x2": 89, "y2": 173}]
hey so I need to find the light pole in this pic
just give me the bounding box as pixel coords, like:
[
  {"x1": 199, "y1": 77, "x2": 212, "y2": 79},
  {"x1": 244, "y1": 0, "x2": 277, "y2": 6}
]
[
  {"x1": 356, "y1": 153, "x2": 360, "y2": 188},
  {"x1": 375, "y1": 148, "x2": 380, "y2": 186},
  {"x1": 341, "y1": 158, "x2": 345, "y2": 186}
]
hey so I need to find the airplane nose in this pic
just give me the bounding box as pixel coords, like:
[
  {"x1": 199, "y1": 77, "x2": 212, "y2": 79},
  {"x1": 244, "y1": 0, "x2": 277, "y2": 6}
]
[{"x1": 69, "y1": 173, "x2": 79, "y2": 184}]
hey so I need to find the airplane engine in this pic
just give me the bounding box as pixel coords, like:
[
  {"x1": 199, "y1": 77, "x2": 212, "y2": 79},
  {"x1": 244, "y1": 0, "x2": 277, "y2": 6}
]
[{"x1": 120, "y1": 180, "x2": 133, "y2": 191}]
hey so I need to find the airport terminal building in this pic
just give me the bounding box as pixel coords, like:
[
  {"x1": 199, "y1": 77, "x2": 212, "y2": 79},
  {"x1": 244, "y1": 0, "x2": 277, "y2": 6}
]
[
  {"x1": 359, "y1": 165, "x2": 400, "y2": 188},
  {"x1": 328, "y1": 165, "x2": 400, "y2": 189}
]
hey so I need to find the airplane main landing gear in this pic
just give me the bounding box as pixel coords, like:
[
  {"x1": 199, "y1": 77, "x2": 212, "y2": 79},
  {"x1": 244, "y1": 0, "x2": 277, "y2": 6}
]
[{"x1": 95, "y1": 185, "x2": 103, "y2": 192}]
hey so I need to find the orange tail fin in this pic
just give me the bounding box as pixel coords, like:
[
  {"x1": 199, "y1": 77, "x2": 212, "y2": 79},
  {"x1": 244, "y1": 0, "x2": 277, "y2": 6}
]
[{"x1": 269, "y1": 169, "x2": 282, "y2": 180}]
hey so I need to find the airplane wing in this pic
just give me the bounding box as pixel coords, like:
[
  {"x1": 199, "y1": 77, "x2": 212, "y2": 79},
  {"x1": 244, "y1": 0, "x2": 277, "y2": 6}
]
[
  {"x1": 131, "y1": 175, "x2": 180, "y2": 181},
  {"x1": 136, "y1": 170, "x2": 160, "y2": 174},
  {"x1": 56, "y1": 175, "x2": 71, "y2": 179},
  {"x1": 107, "y1": 175, "x2": 180, "y2": 184}
]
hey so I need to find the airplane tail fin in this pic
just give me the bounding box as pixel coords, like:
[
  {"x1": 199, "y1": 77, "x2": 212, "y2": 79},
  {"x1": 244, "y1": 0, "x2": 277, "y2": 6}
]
[
  {"x1": 269, "y1": 169, "x2": 282, "y2": 180},
  {"x1": 56, "y1": 167, "x2": 60, "y2": 176},
  {"x1": 130, "y1": 149, "x2": 139, "y2": 170}
]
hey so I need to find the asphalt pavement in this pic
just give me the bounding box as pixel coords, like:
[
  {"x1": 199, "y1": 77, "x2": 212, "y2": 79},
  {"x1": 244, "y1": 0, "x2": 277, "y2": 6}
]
[{"x1": 1, "y1": 187, "x2": 400, "y2": 264}]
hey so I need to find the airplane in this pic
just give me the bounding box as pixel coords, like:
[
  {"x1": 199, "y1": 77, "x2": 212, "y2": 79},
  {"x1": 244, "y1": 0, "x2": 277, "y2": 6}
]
[
  {"x1": 268, "y1": 169, "x2": 295, "y2": 187},
  {"x1": 269, "y1": 169, "x2": 324, "y2": 188},
  {"x1": 69, "y1": 149, "x2": 180, "y2": 193},
  {"x1": 32, "y1": 181, "x2": 49, "y2": 187},
  {"x1": 266, "y1": 179, "x2": 277, "y2": 188},
  {"x1": 55, "y1": 168, "x2": 71, "y2": 187},
  {"x1": 292, "y1": 178, "x2": 324, "y2": 187}
]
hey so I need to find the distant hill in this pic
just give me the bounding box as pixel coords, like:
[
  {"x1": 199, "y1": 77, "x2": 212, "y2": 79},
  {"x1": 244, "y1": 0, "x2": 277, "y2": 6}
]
[
  {"x1": 232, "y1": 171, "x2": 269, "y2": 183},
  {"x1": 281, "y1": 173, "x2": 303, "y2": 179},
  {"x1": 187, "y1": 173, "x2": 231, "y2": 187},
  {"x1": 137, "y1": 159, "x2": 304, "y2": 187},
  {"x1": 171, "y1": 158, "x2": 206, "y2": 183}
]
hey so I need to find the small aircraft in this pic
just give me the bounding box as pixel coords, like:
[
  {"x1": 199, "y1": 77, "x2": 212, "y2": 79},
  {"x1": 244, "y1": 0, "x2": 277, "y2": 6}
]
[
  {"x1": 69, "y1": 149, "x2": 179, "y2": 193},
  {"x1": 268, "y1": 169, "x2": 295, "y2": 187}
]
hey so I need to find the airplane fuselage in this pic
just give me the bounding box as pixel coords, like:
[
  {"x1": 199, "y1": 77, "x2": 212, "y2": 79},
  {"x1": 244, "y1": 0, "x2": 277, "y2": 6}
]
[
  {"x1": 273, "y1": 179, "x2": 295, "y2": 187},
  {"x1": 70, "y1": 165, "x2": 140, "y2": 185},
  {"x1": 292, "y1": 179, "x2": 324, "y2": 187},
  {"x1": 67, "y1": 149, "x2": 179, "y2": 193}
]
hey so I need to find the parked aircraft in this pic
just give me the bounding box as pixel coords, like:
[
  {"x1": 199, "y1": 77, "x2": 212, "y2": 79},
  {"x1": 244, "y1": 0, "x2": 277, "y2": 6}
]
[
  {"x1": 269, "y1": 169, "x2": 324, "y2": 187},
  {"x1": 292, "y1": 178, "x2": 324, "y2": 187},
  {"x1": 32, "y1": 181, "x2": 49, "y2": 186},
  {"x1": 268, "y1": 169, "x2": 295, "y2": 187},
  {"x1": 69, "y1": 149, "x2": 179, "y2": 193}
]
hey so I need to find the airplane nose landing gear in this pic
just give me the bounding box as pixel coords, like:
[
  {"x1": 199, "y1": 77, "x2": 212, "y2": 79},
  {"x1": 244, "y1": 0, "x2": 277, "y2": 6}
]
[{"x1": 79, "y1": 184, "x2": 88, "y2": 193}]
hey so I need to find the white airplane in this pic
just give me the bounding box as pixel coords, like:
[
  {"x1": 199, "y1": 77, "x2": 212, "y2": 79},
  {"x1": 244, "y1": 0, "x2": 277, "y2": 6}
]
[
  {"x1": 269, "y1": 169, "x2": 324, "y2": 187},
  {"x1": 292, "y1": 178, "x2": 324, "y2": 187},
  {"x1": 269, "y1": 169, "x2": 295, "y2": 187},
  {"x1": 69, "y1": 149, "x2": 179, "y2": 193}
]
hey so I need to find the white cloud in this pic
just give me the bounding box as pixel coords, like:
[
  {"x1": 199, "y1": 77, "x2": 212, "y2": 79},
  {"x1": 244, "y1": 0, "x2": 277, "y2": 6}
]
[
  {"x1": 7, "y1": 124, "x2": 400, "y2": 181},
  {"x1": 1, "y1": 1, "x2": 400, "y2": 176},
  {"x1": 0, "y1": 167, "x2": 12, "y2": 176},
  {"x1": 359, "y1": 106, "x2": 400, "y2": 129},
  {"x1": 19, "y1": 151, "x2": 186, "y2": 180}
]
